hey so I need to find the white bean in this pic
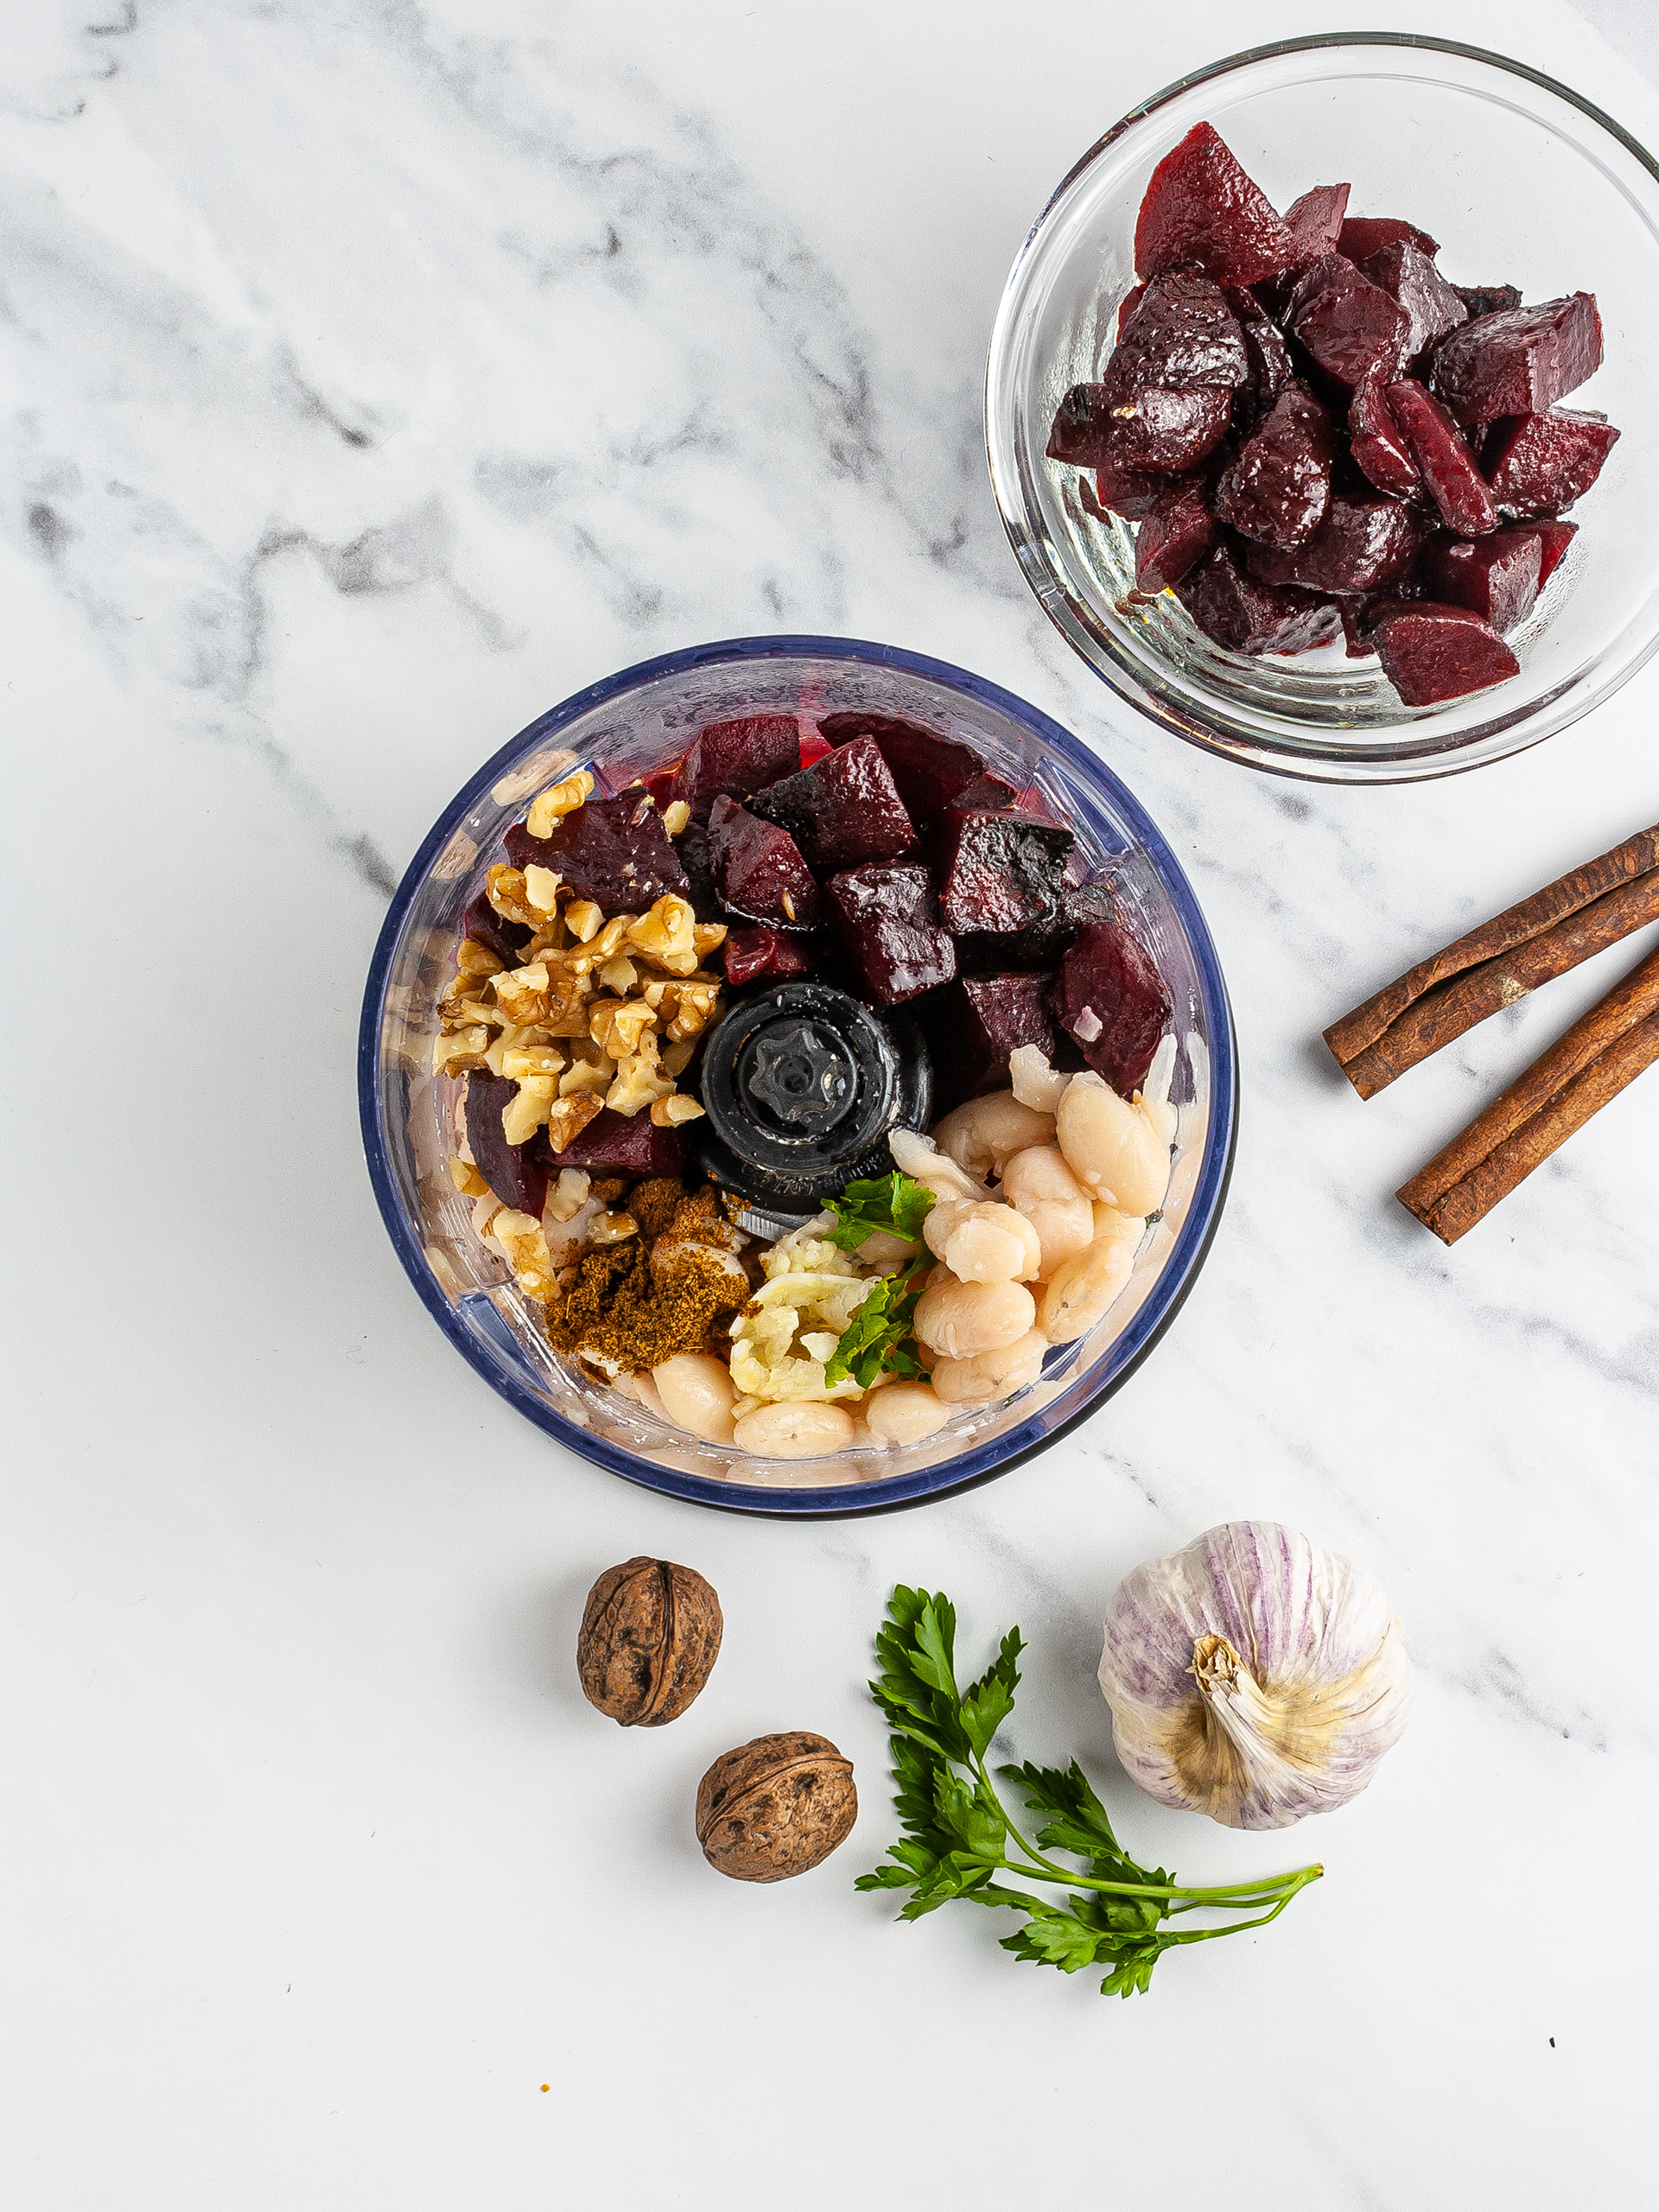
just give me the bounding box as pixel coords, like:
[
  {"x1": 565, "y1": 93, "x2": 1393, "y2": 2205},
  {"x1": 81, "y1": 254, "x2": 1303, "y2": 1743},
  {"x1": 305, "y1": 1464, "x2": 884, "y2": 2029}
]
[
  {"x1": 1007, "y1": 1045, "x2": 1071, "y2": 1116},
  {"x1": 887, "y1": 1126, "x2": 985, "y2": 1208},
  {"x1": 931, "y1": 1328, "x2": 1049, "y2": 1406},
  {"x1": 930, "y1": 1199, "x2": 1042, "y2": 1284},
  {"x1": 864, "y1": 1381, "x2": 950, "y2": 1445},
  {"x1": 1055, "y1": 1072, "x2": 1172, "y2": 1216},
  {"x1": 913, "y1": 1274, "x2": 1036, "y2": 1360},
  {"x1": 931, "y1": 1091, "x2": 1056, "y2": 1180},
  {"x1": 652, "y1": 1352, "x2": 737, "y2": 1444},
  {"x1": 731, "y1": 1400, "x2": 855, "y2": 1459},
  {"x1": 1000, "y1": 1144, "x2": 1095, "y2": 1277},
  {"x1": 1038, "y1": 1211, "x2": 1141, "y2": 1344}
]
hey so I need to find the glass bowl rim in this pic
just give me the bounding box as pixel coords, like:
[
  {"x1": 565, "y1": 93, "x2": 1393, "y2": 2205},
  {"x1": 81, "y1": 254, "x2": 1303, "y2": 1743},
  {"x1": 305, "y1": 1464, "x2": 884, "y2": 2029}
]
[
  {"x1": 983, "y1": 31, "x2": 1659, "y2": 786},
  {"x1": 356, "y1": 633, "x2": 1239, "y2": 1518}
]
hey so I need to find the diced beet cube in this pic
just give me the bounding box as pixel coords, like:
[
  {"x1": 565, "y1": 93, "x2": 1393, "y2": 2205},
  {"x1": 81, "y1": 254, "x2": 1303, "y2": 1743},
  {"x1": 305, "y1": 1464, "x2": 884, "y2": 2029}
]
[
  {"x1": 1135, "y1": 477, "x2": 1217, "y2": 593},
  {"x1": 1359, "y1": 240, "x2": 1466, "y2": 361},
  {"x1": 462, "y1": 892, "x2": 531, "y2": 969},
  {"x1": 1245, "y1": 496, "x2": 1428, "y2": 595},
  {"x1": 1048, "y1": 922, "x2": 1172, "y2": 1096},
  {"x1": 1528, "y1": 518, "x2": 1579, "y2": 588},
  {"x1": 1349, "y1": 365, "x2": 1421, "y2": 499},
  {"x1": 817, "y1": 713, "x2": 1016, "y2": 816},
  {"x1": 1227, "y1": 289, "x2": 1294, "y2": 429},
  {"x1": 508, "y1": 792, "x2": 690, "y2": 913},
  {"x1": 674, "y1": 818, "x2": 725, "y2": 925},
  {"x1": 671, "y1": 715, "x2": 802, "y2": 818},
  {"x1": 541, "y1": 1107, "x2": 686, "y2": 1178},
  {"x1": 747, "y1": 735, "x2": 915, "y2": 871},
  {"x1": 721, "y1": 924, "x2": 819, "y2": 988},
  {"x1": 1429, "y1": 293, "x2": 1604, "y2": 427},
  {"x1": 1103, "y1": 270, "x2": 1249, "y2": 392},
  {"x1": 1174, "y1": 545, "x2": 1342, "y2": 656},
  {"x1": 1453, "y1": 283, "x2": 1521, "y2": 322},
  {"x1": 464, "y1": 1071, "x2": 548, "y2": 1217},
  {"x1": 1116, "y1": 282, "x2": 1147, "y2": 340},
  {"x1": 1483, "y1": 409, "x2": 1620, "y2": 515},
  {"x1": 1090, "y1": 459, "x2": 1177, "y2": 519},
  {"x1": 1372, "y1": 605, "x2": 1520, "y2": 705},
  {"x1": 1134, "y1": 123, "x2": 1296, "y2": 287},
  {"x1": 1213, "y1": 386, "x2": 1336, "y2": 548},
  {"x1": 1282, "y1": 183, "x2": 1351, "y2": 268},
  {"x1": 1386, "y1": 379, "x2": 1497, "y2": 537},
  {"x1": 920, "y1": 974, "x2": 1063, "y2": 1112},
  {"x1": 931, "y1": 809, "x2": 1074, "y2": 934},
  {"x1": 707, "y1": 794, "x2": 826, "y2": 930},
  {"x1": 1338, "y1": 215, "x2": 1440, "y2": 261},
  {"x1": 1047, "y1": 383, "x2": 1232, "y2": 473},
  {"x1": 1286, "y1": 254, "x2": 1410, "y2": 391},
  {"x1": 953, "y1": 879, "x2": 1116, "y2": 977},
  {"x1": 1416, "y1": 529, "x2": 1543, "y2": 633},
  {"x1": 826, "y1": 863, "x2": 956, "y2": 1007}
]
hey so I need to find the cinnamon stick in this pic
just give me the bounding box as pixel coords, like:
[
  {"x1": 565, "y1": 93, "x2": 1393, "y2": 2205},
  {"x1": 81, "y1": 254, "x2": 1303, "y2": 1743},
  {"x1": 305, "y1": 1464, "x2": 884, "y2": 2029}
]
[
  {"x1": 1325, "y1": 821, "x2": 1659, "y2": 1095},
  {"x1": 1397, "y1": 942, "x2": 1659, "y2": 1244}
]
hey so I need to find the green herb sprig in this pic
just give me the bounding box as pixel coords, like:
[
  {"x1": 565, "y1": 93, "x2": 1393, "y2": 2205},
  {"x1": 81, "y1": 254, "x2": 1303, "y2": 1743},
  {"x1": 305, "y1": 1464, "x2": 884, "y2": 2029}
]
[
  {"x1": 855, "y1": 1586, "x2": 1323, "y2": 1999},
  {"x1": 823, "y1": 1260, "x2": 931, "y2": 1388},
  {"x1": 825, "y1": 1171, "x2": 934, "y2": 1252}
]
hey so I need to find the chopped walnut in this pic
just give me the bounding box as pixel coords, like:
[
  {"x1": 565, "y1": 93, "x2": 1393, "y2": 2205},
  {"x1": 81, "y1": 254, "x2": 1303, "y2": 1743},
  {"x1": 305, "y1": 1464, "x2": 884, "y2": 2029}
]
[
  {"x1": 434, "y1": 1027, "x2": 491, "y2": 1076},
  {"x1": 589, "y1": 1210, "x2": 639, "y2": 1245},
  {"x1": 607, "y1": 1050, "x2": 675, "y2": 1117},
  {"x1": 544, "y1": 1090, "x2": 604, "y2": 1155},
  {"x1": 589, "y1": 995, "x2": 658, "y2": 1061},
  {"x1": 523, "y1": 864, "x2": 562, "y2": 912},
  {"x1": 448, "y1": 1157, "x2": 490, "y2": 1197},
  {"x1": 454, "y1": 939, "x2": 504, "y2": 978},
  {"x1": 692, "y1": 923, "x2": 728, "y2": 962},
  {"x1": 663, "y1": 799, "x2": 690, "y2": 838},
  {"x1": 597, "y1": 954, "x2": 639, "y2": 994},
  {"x1": 626, "y1": 894, "x2": 697, "y2": 974},
  {"x1": 546, "y1": 1167, "x2": 591, "y2": 1223},
  {"x1": 660, "y1": 976, "x2": 721, "y2": 1041},
  {"x1": 493, "y1": 962, "x2": 552, "y2": 1025},
  {"x1": 524, "y1": 767, "x2": 594, "y2": 839},
  {"x1": 490, "y1": 1206, "x2": 559, "y2": 1300},
  {"x1": 486, "y1": 864, "x2": 540, "y2": 930},
  {"x1": 558, "y1": 1054, "x2": 613, "y2": 1097},
  {"x1": 500, "y1": 1043, "x2": 566, "y2": 1082},
  {"x1": 651, "y1": 1093, "x2": 706, "y2": 1127},
  {"x1": 565, "y1": 899, "x2": 604, "y2": 944},
  {"x1": 501, "y1": 1075, "x2": 557, "y2": 1146}
]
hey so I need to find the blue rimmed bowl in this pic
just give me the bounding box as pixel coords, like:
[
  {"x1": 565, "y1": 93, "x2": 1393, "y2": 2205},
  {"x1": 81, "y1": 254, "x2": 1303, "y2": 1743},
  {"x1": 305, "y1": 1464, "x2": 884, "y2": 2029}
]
[{"x1": 358, "y1": 637, "x2": 1236, "y2": 1516}]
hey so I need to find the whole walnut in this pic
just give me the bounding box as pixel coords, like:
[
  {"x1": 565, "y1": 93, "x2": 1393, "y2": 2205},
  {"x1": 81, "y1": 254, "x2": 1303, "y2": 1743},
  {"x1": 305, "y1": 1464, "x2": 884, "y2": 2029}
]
[
  {"x1": 696, "y1": 1732, "x2": 857, "y2": 1882},
  {"x1": 576, "y1": 1557, "x2": 722, "y2": 1726}
]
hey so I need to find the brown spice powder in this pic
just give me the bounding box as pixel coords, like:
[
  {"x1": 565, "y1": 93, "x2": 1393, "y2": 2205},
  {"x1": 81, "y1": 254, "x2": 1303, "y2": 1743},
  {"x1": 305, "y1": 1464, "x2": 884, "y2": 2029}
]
[{"x1": 545, "y1": 1228, "x2": 742, "y2": 1373}]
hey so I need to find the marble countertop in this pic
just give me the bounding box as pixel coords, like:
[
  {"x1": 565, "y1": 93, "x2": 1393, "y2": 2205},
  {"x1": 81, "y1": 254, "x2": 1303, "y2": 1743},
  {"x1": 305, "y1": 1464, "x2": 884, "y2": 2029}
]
[{"x1": 5, "y1": 3, "x2": 1656, "y2": 2204}]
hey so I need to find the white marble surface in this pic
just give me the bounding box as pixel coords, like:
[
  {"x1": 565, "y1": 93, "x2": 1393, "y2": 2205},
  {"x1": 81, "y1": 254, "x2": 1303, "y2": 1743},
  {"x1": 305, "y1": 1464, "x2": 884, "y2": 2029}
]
[{"x1": 5, "y1": 3, "x2": 1659, "y2": 2203}]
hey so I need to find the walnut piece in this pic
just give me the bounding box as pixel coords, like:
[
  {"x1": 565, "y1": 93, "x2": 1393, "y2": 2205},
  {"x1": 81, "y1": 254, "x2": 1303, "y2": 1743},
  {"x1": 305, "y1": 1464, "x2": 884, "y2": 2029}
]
[
  {"x1": 524, "y1": 767, "x2": 594, "y2": 839},
  {"x1": 577, "y1": 1558, "x2": 722, "y2": 1726},
  {"x1": 696, "y1": 1732, "x2": 858, "y2": 1881}
]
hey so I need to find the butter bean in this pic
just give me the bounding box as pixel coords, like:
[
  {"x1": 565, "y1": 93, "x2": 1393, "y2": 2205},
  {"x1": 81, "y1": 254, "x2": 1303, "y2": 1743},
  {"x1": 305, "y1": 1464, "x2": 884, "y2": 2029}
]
[
  {"x1": 864, "y1": 1381, "x2": 950, "y2": 1446},
  {"x1": 913, "y1": 1274, "x2": 1036, "y2": 1361},
  {"x1": 931, "y1": 1199, "x2": 1042, "y2": 1284},
  {"x1": 652, "y1": 1352, "x2": 737, "y2": 1444},
  {"x1": 931, "y1": 1328, "x2": 1049, "y2": 1406},
  {"x1": 1055, "y1": 1072, "x2": 1172, "y2": 1216},
  {"x1": 1038, "y1": 1211, "x2": 1141, "y2": 1344},
  {"x1": 931, "y1": 1091, "x2": 1057, "y2": 1180},
  {"x1": 732, "y1": 1401, "x2": 856, "y2": 1459},
  {"x1": 1000, "y1": 1144, "x2": 1095, "y2": 1276}
]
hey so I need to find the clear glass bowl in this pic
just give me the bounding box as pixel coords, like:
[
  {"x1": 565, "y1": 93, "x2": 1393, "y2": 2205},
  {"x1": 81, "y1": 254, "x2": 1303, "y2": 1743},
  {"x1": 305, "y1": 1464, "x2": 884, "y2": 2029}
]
[
  {"x1": 986, "y1": 34, "x2": 1659, "y2": 783},
  {"x1": 358, "y1": 637, "x2": 1236, "y2": 1516}
]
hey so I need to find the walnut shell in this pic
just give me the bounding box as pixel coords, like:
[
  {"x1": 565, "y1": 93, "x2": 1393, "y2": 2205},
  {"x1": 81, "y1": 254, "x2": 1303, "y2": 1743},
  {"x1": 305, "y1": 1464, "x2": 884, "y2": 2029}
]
[
  {"x1": 576, "y1": 1557, "x2": 722, "y2": 1726},
  {"x1": 696, "y1": 1732, "x2": 857, "y2": 1882}
]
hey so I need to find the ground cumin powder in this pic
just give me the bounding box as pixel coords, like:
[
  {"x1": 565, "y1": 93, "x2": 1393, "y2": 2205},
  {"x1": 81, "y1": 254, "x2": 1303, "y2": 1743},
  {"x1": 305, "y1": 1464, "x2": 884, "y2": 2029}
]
[{"x1": 545, "y1": 1179, "x2": 746, "y2": 1373}]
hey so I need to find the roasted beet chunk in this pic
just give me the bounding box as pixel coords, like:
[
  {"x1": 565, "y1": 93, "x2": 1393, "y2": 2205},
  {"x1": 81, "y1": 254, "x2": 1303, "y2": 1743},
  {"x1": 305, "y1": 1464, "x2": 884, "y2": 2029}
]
[
  {"x1": 1453, "y1": 282, "x2": 1522, "y2": 322},
  {"x1": 1116, "y1": 281, "x2": 1148, "y2": 339},
  {"x1": 1337, "y1": 214, "x2": 1439, "y2": 262},
  {"x1": 1090, "y1": 458, "x2": 1177, "y2": 520},
  {"x1": 747, "y1": 735, "x2": 915, "y2": 871},
  {"x1": 1484, "y1": 409, "x2": 1620, "y2": 515},
  {"x1": 707, "y1": 794, "x2": 826, "y2": 930},
  {"x1": 721, "y1": 924, "x2": 819, "y2": 988},
  {"x1": 1282, "y1": 183, "x2": 1351, "y2": 268},
  {"x1": 1359, "y1": 240, "x2": 1466, "y2": 361},
  {"x1": 1103, "y1": 270, "x2": 1249, "y2": 392},
  {"x1": 1228, "y1": 290, "x2": 1293, "y2": 429},
  {"x1": 1174, "y1": 545, "x2": 1342, "y2": 656},
  {"x1": 1213, "y1": 385, "x2": 1335, "y2": 548},
  {"x1": 1134, "y1": 122, "x2": 1295, "y2": 287},
  {"x1": 1048, "y1": 922, "x2": 1172, "y2": 1096},
  {"x1": 464, "y1": 1071, "x2": 548, "y2": 1217},
  {"x1": 671, "y1": 715, "x2": 801, "y2": 818},
  {"x1": 922, "y1": 974, "x2": 1063, "y2": 1112},
  {"x1": 954, "y1": 878, "x2": 1116, "y2": 977},
  {"x1": 1047, "y1": 383, "x2": 1232, "y2": 473},
  {"x1": 1429, "y1": 293, "x2": 1604, "y2": 427},
  {"x1": 1245, "y1": 496, "x2": 1427, "y2": 595},
  {"x1": 818, "y1": 712, "x2": 1015, "y2": 815},
  {"x1": 1285, "y1": 254, "x2": 1409, "y2": 391},
  {"x1": 827, "y1": 863, "x2": 956, "y2": 1006},
  {"x1": 511, "y1": 791, "x2": 690, "y2": 912},
  {"x1": 1135, "y1": 477, "x2": 1218, "y2": 593},
  {"x1": 1348, "y1": 365, "x2": 1421, "y2": 499},
  {"x1": 1527, "y1": 518, "x2": 1578, "y2": 588},
  {"x1": 1372, "y1": 605, "x2": 1520, "y2": 705},
  {"x1": 931, "y1": 809, "x2": 1074, "y2": 935},
  {"x1": 462, "y1": 892, "x2": 531, "y2": 969},
  {"x1": 1417, "y1": 530, "x2": 1544, "y2": 633},
  {"x1": 1385, "y1": 379, "x2": 1497, "y2": 537},
  {"x1": 541, "y1": 1107, "x2": 685, "y2": 1178}
]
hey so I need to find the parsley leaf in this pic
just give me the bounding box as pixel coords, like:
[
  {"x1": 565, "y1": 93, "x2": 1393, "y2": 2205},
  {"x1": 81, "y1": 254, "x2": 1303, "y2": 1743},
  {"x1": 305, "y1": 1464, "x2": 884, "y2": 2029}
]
[
  {"x1": 822, "y1": 1259, "x2": 930, "y2": 1388},
  {"x1": 825, "y1": 1171, "x2": 935, "y2": 1252},
  {"x1": 855, "y1": 1586, "x2": 1324, "y2": 2000}
]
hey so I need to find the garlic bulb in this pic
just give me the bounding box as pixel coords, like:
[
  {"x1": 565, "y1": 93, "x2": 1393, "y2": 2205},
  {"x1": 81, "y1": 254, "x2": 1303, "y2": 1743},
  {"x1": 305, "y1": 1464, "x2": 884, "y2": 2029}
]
[{"x1": 1097, "y1": 1522, "x2": 1412, "y2": 1831}]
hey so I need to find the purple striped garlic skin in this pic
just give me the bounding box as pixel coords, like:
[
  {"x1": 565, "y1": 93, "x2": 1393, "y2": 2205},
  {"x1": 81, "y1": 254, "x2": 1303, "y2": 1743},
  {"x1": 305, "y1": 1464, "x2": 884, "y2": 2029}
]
[{"x1": 1097, "y1": 1521, "x2": 1413, "y2": 1831}]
